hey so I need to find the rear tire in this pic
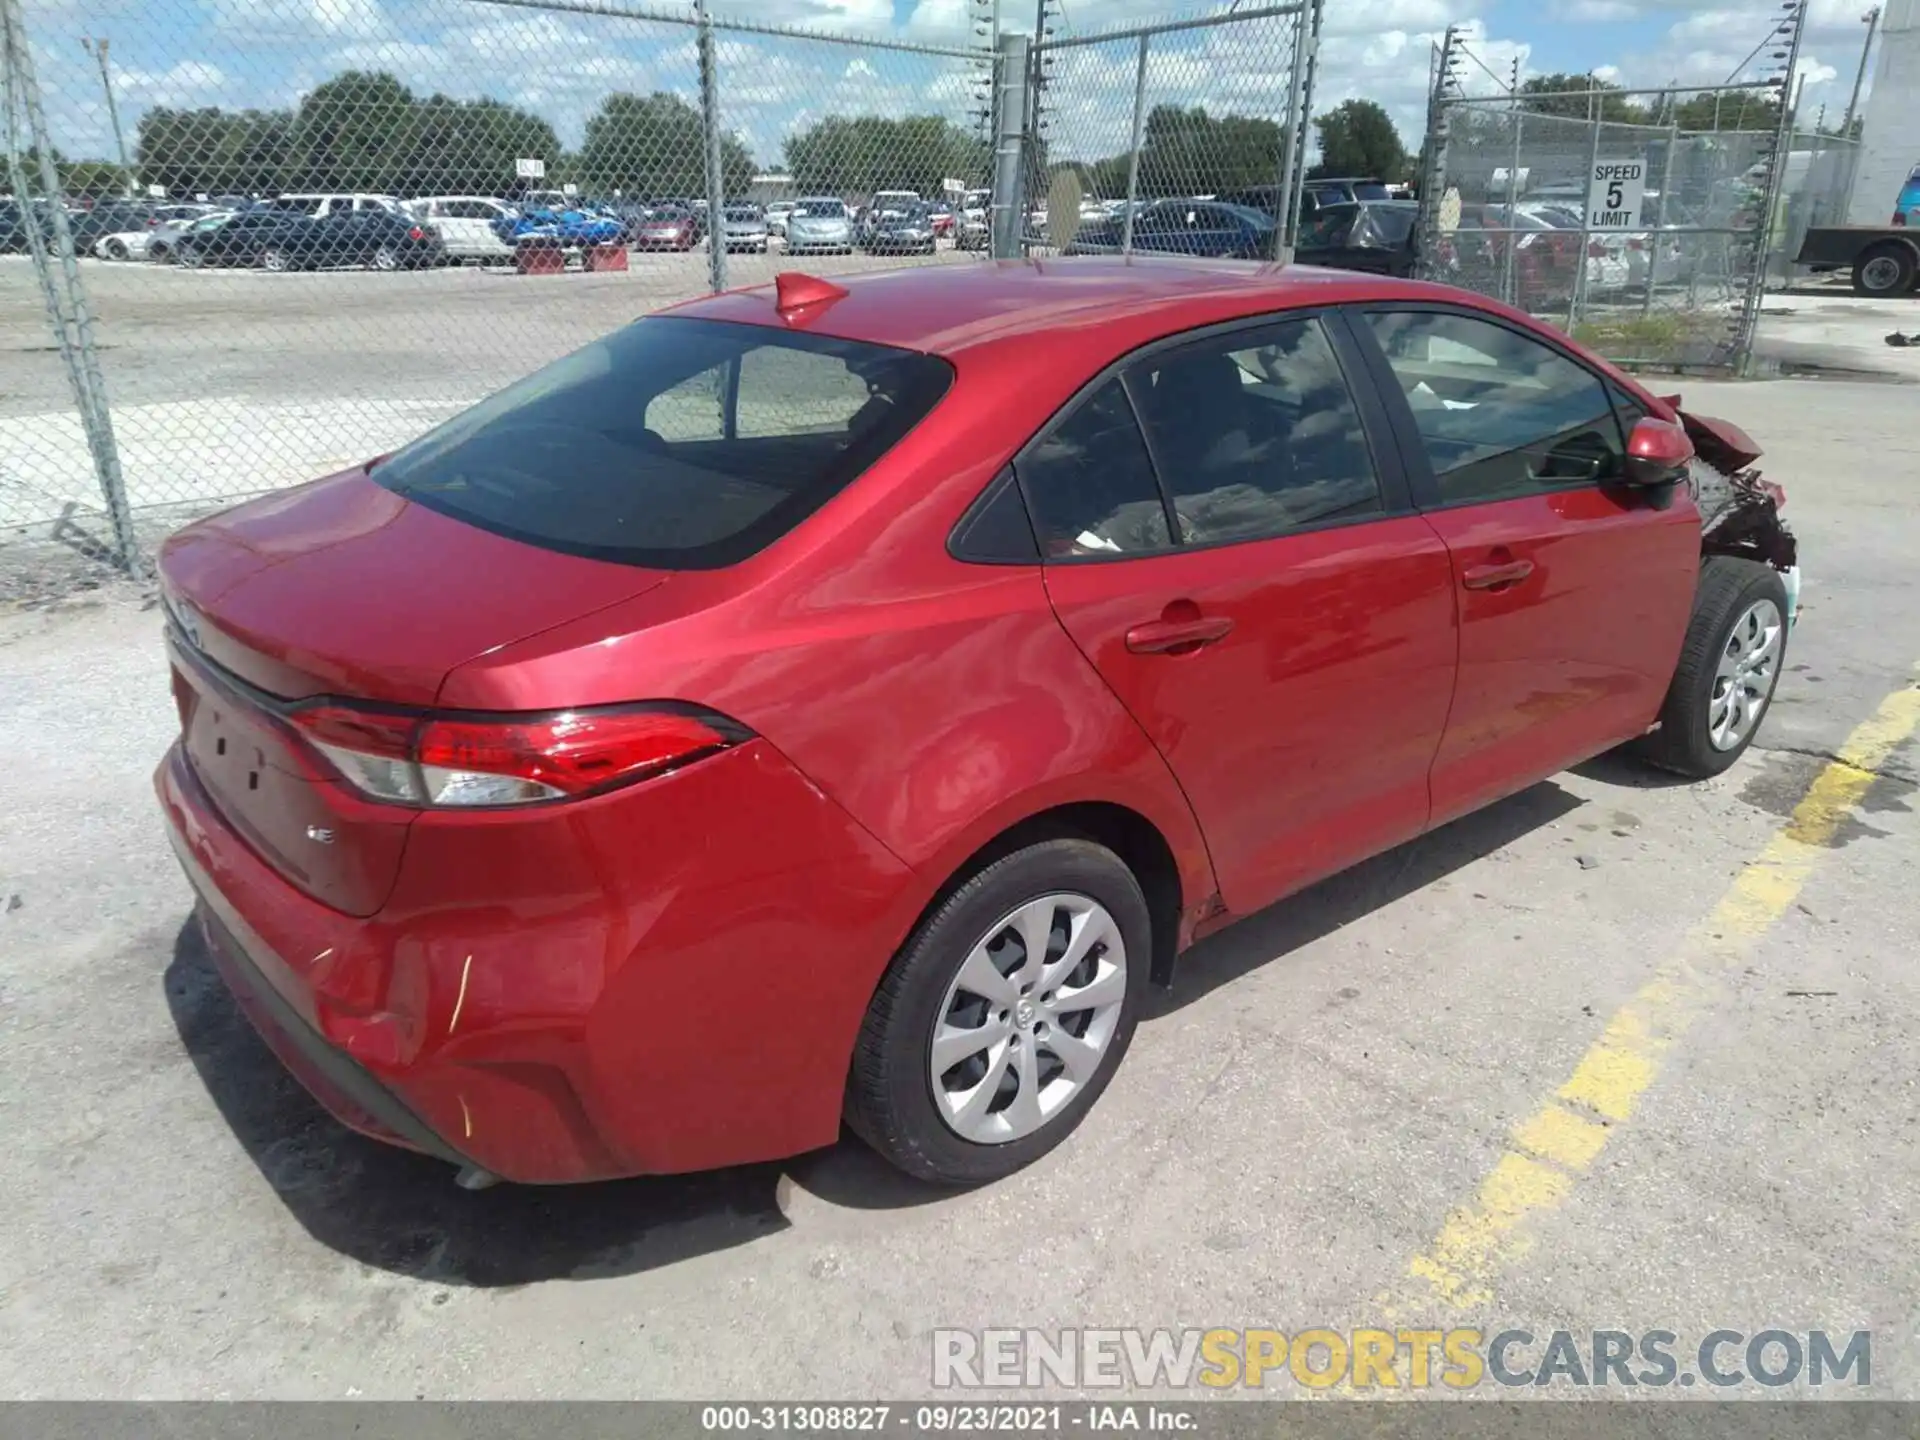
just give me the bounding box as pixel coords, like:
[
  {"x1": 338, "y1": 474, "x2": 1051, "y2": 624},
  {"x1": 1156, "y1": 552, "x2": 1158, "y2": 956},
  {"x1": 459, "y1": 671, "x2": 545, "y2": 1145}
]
[
  {"x1": 258, "y1": 247, "x2": 290, "y2": 273},
  {"x1": 1635, "y1": 556, "x2": 1788, "y2": 778},
  {"x1": 106, "y1": 239, "x2": 129, "y2": 260},
  {"x1": 1852, "y1": 243, "x2": 1917, "y2": 296},
  {"x1": 846, "y1": 838, "x2": 1151, "y2": 1186}
]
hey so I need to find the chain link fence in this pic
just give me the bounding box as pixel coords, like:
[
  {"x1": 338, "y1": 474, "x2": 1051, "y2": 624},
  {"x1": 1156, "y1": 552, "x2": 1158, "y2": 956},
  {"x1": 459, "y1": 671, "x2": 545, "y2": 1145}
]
[
  {"x1": 1420, "y1": 93, "x2": 1783, "y2": 371},
  {"x1": 3, "y1": 0, "x2": 1323, "y2": 580},
  {"x1": 1413, "y1": 7, "x2": 1812, "y2": 376},
  {"x1": 1022, "y1": 3, "x2": 1313, "y2": 258},
  {"x1": 1, "y1": 0, "x2": 1000, "y2": 570}
]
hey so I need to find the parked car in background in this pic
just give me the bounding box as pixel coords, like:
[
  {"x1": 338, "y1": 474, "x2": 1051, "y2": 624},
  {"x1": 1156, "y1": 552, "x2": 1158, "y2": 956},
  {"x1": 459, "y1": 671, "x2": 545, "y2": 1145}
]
[
  {"x1": 633, "y1": 204, "x2": 701, "y2": 251},
  {"x1": 1065, "y1": 198, "x2": 1274, "y2": 259},
  {"x1": 955, "y1": 208, "x2": 991, "y2": 251},
  {"x1": 927, "y1": 202, "x2": 956, "y2": 239},
  {"x1": 1295, "y1": 200, "x2": 1420, "y2": 277},
  {"x1": 1895, "y1": 162, "x2": 1920, "y2": 227},
  {"x1": 152, "y1": 210, "x2": 236, "y2": 263},
  {"x1": 765, "y1": 201, "x2": 795, "y2": 238},
  {"x1": 716, "y1": 203, "x2": 770, "y2": 253},
  {"x1": 408, "y1": 196, "x2": 517, "y2": 262},
  {"x1": 269, "y1": 193, "x2": 404, "y2": 219},
  {"x1": 176, "y1": 208, "x2": 444, "y2": 271},
  {"x1": 151, "y1": 261, "x2": 1795, "y2": 1191},
  {"x1": 783, "y1": 196, "x2": 854, "y2": 255},
  {"x1": 863, "y1": 201, "x2": 938, "y2": 255},
  {"x1": 92, "y1": 205, "x2": 206, "y2": 260},
  {"x1": 494, "y1": 204, "x2": 623, "y2": 252},
  {"x1": 67, "y1": 201, "x2": 160, "y2": 252}
]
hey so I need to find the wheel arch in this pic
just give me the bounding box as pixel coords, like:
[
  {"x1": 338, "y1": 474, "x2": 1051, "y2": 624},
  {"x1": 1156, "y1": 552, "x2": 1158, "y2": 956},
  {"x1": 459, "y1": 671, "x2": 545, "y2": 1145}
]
[{"x1": 895, "y1": 799, "x2": 1191, "y2": 990}]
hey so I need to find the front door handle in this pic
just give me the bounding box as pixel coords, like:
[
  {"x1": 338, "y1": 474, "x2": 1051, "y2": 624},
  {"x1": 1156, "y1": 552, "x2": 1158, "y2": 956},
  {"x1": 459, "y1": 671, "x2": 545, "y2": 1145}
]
[
  {"x1": 1461, "y1": 559, "x2": 1535, "y2": 591},
  {"x1": 1125, "y1": 616, "x2": 1235, "y2": 654}
]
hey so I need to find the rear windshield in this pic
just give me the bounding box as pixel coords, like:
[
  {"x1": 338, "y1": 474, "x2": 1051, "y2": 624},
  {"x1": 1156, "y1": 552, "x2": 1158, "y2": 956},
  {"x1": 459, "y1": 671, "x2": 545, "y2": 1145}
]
[
  {"x1": 373, "y1": 317, "x2": 954, "y2": 569},
  {"x1": 1351, "y1": 181, "x2": 1392, "y2": 201}
]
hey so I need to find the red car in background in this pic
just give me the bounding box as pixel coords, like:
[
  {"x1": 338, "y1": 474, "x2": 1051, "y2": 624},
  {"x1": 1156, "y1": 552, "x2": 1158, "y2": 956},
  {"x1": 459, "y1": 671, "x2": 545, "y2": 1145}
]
[{"x1": 155, "y1": 260, "x2": 1796, "y2": 1190}]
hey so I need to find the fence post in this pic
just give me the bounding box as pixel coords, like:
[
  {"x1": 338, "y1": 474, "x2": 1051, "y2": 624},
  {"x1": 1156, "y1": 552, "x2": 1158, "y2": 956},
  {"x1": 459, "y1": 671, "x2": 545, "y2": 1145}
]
[
  {"x1": 1, "y1": 0, "x2": 142, "y2": 575},
  {"x1": 1501, "y1": 106, "x2": 1522, "y2": 304},
  {"x1": 990, "y1": 31, "x2": 1030, "y2": 259},
  {"x1": 1566, "y1": 113, "x2": 1604, "y2": 332},
  {"x1": 1121, "y1": 32, "x2": 1149, "y2": 257},
  {"x1": 1738, "y1": 0, "x2": 1808, "y2": 372},
  {"x1": 1285, "y1": 0, "x2": 1324, "y2": 249},
  {"x1": 696, "y1": 0, "x2": 727, "y2": 293},
  {"x1": 1414, "y1": 26, "x2": 1460, "y2": 286},
  {"x1": 1270, "y1": 10, "x2": 1309, "y2": 262},
  {"x1": 1641, "y1": 118, "x2": 1680, "y2": 320}
]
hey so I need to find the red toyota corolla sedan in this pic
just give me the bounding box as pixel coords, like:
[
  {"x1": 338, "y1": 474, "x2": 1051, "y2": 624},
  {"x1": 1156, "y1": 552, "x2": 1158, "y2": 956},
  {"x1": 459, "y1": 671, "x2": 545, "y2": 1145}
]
[{"x1": 155, "y1": 259, "x2": 1797, "y2": 1189}]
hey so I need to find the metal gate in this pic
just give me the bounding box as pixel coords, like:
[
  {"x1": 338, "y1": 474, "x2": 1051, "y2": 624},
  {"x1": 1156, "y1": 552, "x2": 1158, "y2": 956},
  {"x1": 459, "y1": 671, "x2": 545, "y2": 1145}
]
[
  {"x1": 1023, "y1": 0, "x2": 1322, "y2": 258},
  {"x1": 1414, "y1": 10, "x2": 1807, "y2": 374}
]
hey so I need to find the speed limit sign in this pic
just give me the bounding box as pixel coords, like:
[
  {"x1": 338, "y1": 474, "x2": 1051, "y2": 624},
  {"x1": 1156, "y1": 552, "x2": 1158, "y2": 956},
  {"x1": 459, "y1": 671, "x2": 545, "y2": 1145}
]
[{"x1": 1587, "y1": 158, "x2": 1646, "y2": 231}]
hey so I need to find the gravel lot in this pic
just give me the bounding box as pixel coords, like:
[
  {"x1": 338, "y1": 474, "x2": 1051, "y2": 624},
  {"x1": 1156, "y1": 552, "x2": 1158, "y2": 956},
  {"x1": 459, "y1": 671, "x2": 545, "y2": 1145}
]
[{"x1": 3, "y1": 262, "x2": 1920, "y2": 1405}]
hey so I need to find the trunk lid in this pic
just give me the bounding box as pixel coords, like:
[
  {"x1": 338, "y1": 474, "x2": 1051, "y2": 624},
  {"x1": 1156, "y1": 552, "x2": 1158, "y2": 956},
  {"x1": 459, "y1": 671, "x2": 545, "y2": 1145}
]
[{"x1": 159, "y1": 469, "x2": 669, "y2": 914}]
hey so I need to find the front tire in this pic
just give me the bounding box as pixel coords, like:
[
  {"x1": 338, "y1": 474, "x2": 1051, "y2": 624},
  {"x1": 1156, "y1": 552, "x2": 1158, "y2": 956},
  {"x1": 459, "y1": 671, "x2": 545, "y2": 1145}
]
[
  {"x1": 371, "y1": 245, "x2": 399, "y2": 272},
  {"x1": 1636, "y1": 556, "x2": 1788, "y2": 778},
  {"x1": 846, "y1": 838, "x2": 1150, "y2": 1186},
  {"x1": 258, "y1": 247, "x2": 290, "y2": 273}
]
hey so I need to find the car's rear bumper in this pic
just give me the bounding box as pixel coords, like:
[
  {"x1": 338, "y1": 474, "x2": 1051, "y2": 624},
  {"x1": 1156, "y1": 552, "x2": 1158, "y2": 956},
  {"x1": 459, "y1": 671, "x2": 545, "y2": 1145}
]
[{"x1": 156, "y1": 734, "x2": 919, "y2": 1184}]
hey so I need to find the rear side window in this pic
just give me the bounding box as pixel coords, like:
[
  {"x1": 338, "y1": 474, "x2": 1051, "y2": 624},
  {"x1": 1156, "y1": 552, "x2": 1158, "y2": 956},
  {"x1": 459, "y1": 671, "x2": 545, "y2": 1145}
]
[
  {"x1": 1127, "y1": 317, "x2": 1382, "y2": 545},
  {"x1": 1017, "y1": 379, "x2": 1172, "y2": 557},
  {"x1": 373, "y1": 317, "x2": 952, "y2": 569}
]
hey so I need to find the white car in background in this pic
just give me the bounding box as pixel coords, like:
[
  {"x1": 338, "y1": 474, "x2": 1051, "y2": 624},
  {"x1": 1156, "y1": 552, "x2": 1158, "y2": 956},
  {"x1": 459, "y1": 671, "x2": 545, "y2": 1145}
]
[
  {"x1": 93, "y1": 203, "x2": 208, "y2": 260},
  {"x1": 407, "y1": 196, "x2": 517, "y2": 262},
  {"x1": 765, "y1": 201, "x2": 795, "y2": 238}
]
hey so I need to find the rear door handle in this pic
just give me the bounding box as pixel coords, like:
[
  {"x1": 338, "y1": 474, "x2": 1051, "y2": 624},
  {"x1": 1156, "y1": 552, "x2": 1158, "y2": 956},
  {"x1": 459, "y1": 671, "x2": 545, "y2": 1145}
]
[
  {"x1": 1125, "y1": 616, "x2": 1235, "y2": 654},
  {"x1": 1461, "y1": 559, "x2": 1535, "y2": 591}
]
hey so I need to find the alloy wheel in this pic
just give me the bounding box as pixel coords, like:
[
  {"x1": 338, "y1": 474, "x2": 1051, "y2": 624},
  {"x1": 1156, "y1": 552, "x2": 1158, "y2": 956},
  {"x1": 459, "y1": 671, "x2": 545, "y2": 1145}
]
[
  {"x1": 1708, "y1": 597, "x2": 1782, "y2": 751},
  {"x1": 929, "y1": 893, "x2": 1128, "y2": 1145}
]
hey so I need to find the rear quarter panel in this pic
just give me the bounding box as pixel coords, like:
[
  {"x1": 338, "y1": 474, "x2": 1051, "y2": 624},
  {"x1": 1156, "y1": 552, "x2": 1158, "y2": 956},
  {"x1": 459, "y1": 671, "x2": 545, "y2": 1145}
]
[{"x1": 438, "y1": 332, "x2": 1228, "y2": 945}]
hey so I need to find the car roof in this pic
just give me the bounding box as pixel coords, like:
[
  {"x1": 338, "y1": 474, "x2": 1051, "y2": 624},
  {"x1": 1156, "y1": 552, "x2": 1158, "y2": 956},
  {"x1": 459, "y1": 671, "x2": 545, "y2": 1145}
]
[{"x1": 674, "y1": 257, "x2": 1467, "y2": 361}]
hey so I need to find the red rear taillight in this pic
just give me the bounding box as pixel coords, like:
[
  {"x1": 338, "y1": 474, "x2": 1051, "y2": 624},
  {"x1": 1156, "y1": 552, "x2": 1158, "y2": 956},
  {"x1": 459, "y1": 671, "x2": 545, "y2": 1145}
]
[
  {"x1": 287, "y1": 703, "x2": 745, "y2": 808},
  {"x1": 409, "y1": 225, "x2": 427, "y2": 241}
]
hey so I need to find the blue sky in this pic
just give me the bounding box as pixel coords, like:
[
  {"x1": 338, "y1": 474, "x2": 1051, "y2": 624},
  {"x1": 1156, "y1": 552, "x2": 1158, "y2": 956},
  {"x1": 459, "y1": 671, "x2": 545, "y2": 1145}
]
[{"x1": 20, "y1": 0, "x2": 1878, "y2": 175}]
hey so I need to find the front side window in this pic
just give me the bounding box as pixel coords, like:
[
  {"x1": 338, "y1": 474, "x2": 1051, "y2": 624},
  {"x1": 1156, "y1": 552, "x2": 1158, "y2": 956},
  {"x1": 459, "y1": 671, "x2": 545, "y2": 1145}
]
[
  {"x1": 373, "y1": 317, "x2": 952, "y2": 569},
  {"x1": 1126, "y1": 317, "x2": 1382, "y2": 546},
  {"x1": 1363, "y1": 310, "x2": 1627, "y2": 504},
  {"x1": 1017, "y1": 379, "x2": 1171, "y2": 558}
]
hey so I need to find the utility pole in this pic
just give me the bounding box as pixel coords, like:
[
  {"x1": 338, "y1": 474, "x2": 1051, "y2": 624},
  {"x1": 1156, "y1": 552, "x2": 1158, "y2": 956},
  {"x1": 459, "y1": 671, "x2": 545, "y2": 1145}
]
[
  {"x1": 1841, "y1": 5, "x2": 1880, "y2": 137},
  {"x1": 79, "y1": 37, "x2": 132, "y2": 196}
]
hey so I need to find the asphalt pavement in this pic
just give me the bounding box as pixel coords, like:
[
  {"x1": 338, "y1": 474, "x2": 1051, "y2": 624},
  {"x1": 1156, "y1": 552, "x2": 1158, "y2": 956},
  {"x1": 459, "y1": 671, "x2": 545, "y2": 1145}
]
[{"x1": 1, "y1": 324, "x2": 1918, "y2": 1403}]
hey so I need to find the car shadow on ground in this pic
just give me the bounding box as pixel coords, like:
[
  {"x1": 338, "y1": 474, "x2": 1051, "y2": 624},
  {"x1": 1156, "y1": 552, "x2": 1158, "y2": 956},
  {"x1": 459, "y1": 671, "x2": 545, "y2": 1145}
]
[
  {"x1": 163, "y1": 921, "x2": 945, "y2": 1289},
  {"x1": 1153, "y1": 778, "x2": 1586, "y2": 1015},
  {"x1": 165, "y1": 779, "x2": 1584, "y2": 1287}
]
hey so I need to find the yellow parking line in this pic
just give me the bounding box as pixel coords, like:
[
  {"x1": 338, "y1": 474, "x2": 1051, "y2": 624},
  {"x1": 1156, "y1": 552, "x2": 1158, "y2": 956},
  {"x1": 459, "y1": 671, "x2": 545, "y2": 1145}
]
[{"x1": 1384, "y1": 668, "x2": 1920, "y2": 1316}]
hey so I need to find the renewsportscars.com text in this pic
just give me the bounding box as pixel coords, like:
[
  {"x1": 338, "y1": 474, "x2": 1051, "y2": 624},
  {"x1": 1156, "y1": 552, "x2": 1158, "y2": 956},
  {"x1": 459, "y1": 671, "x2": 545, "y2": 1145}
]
[{"x1": 932, "y1": 1327, "x2": 1871, "y2": 1391}]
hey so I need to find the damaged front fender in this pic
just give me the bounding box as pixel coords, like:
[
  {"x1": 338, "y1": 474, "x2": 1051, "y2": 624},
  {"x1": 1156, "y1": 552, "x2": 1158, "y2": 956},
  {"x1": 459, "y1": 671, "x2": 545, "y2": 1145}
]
[{"x1": 1662, "y1": 395, "x2": 1799, "y2": 579}]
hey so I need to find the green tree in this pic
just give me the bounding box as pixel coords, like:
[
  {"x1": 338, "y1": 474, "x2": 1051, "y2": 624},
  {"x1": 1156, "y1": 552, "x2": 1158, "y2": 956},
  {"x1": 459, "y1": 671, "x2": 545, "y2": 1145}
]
[
  {"x1": 1668, "y1": 88, "x2": 1783, "y2": 134},
  {"x1": 1519, "y1": 74, "x2": 1648, "y2": 124},
  {"x1": 400, "y1": 95, "x2": 558, "y2": 196},
  {"x1": 137, "y1": 106, "x2": 294, "y2": 197},
  {"x1": 292, "y1": 71, "x2": 419, "y2": 192},
  {"x1": 784, "y1": 114, "x2": 985, "y2": 200},
  {"x1": 1311, "y1": 99, "x2": 1407, "y2": 181},
  {"x1": 59, "y1": 159, "x2": 129, "y2": 198},
  {"x1": 579, "y1": 92, "x2": 753, "y2": 199},
  {"x1": 1133, "y1": 105, "x2": 1287, "y2": 197}
]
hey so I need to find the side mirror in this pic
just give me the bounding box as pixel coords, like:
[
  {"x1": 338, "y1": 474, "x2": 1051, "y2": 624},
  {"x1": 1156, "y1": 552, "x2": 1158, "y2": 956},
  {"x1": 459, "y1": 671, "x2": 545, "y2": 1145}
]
[{"x1": 1624, "y1": 416, "x2": 1694, "y2": 506}]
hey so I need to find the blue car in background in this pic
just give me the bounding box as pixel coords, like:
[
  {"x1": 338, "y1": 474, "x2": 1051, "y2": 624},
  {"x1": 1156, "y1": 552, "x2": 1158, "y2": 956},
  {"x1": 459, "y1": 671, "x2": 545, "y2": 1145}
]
[
  {"x1": 492, "y1": 204, "x2": 625, "y2": 249},
  {"x1": 1061, "y1": 198, "x2": 1275, "y2": 258},
  {"x1": 1897, "y1": 163, "x2": 1920, "y2": 226}
]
